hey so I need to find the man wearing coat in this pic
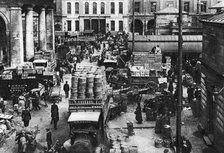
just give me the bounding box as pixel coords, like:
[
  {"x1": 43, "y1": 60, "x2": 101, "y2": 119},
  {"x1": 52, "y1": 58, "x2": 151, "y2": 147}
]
[
  {"x1": 135, "y1": 102, "x2": 143, "y2": 124},
  {"x1": 46, "y1": 128, "x2": 52, "y2": 151},
  {"x1": 51, "y1": 102, "x2": 59, "y2": 130},
  {"x1": 187, "y1": 85, "x2": 194, "y2": 105},
  {"x1": 21, "y1": 107, "x2": 31, "y2": 127},
  {"x1": 63, "y1": 81, "x2": 70, "y2": 98}
]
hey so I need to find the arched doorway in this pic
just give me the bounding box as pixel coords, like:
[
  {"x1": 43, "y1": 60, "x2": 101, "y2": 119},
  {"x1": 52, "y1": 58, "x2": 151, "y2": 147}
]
[
  {"x1": 0, "y1": 16, "x2": 7, "y2": 64},
  {"x1": 130, "y1": 19, "x2": 143, "y2": 35},
  {"x1": 147, "y1": 19, "x2": 155, "y2": 35}
]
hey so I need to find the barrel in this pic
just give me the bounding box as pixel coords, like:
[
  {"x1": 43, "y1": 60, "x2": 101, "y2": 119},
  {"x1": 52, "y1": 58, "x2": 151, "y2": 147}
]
[
  {"x1": 154, "y1": 138, "x2": 163, "y2": 148},
  {"x1": 129, "y1": 146, "x2": 138, "y2": 153},
  {"x1": 78, "y1": 77, "x2": 86, "y2": 99},
  {"x1": 94, "y1": 75, "x2": 103, "y2": 99},
  {"x1": 71, "y1": 72, "x2": 78, "y2": 99},
  {"x1": 71, "y1": 76, "x2": 79, "y2": 88}
]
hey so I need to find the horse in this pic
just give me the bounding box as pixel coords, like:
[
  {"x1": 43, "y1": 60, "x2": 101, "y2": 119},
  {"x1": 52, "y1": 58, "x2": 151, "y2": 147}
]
[{"x1": 16, "y1": 126, "x2": 39, "y2": 153}]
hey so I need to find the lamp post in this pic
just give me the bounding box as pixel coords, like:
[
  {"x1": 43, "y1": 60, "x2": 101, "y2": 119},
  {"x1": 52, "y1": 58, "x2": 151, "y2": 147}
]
[
  {"x1": 176, "y1": 0, "x2": 183, "y2": 153},
  {"x1": 132, "y1": 0, "x2": 135, "y2": 54}
]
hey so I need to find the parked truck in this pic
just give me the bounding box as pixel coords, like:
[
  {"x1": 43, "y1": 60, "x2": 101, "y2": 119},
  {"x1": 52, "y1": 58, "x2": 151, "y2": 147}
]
[{"x1": 63, "y1": 66, "x2": 111, "y2": 153}]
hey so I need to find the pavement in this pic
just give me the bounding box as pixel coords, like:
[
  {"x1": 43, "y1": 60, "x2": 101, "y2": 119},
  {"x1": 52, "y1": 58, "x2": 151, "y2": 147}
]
[{"x1": 107, "y1": 84, "x2": 218, "y2": 153}]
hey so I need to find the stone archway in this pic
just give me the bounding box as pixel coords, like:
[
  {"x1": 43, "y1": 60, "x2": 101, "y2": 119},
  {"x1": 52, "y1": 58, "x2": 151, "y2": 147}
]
[
  {"x1": 147, "y1": 19, "x2": 155, "y2": 35},
  {"x1": 0, "y1": 16, "x2": 7, "y2": 64},
  {"x1": 130, "y1": 19, "x2": 143, "y2": 35}
]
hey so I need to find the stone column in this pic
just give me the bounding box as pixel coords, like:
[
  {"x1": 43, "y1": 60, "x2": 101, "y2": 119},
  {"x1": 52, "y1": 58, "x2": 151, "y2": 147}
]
[
  {"x1": 46, "y1": 8, "x2": 55, "y2": 51},
  {"x1": 38, "y1": 7, "x2": 46, "y2": 51},
  {"x1": 10, "y1": 7, "x2": 24, "y2": 67},
  {"x1": 25, "y1": 7, "x2": 34, "y2": 60}
]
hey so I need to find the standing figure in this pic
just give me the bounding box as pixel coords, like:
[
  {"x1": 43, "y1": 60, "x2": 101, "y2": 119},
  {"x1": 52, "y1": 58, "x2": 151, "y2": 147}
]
[
  {"x1": 168, "y1": 81, "x2": 174, "y2": 94},
  {"x1": 51, "y1": 102, "x2": 59, "y2": 130},
  {"x1": 155, "y1": 45, "x2": 161, "y2": 54},
  {"x1": 187, "y1": 85, "x2": 194, "y2": 105},
  {"x1": 21, "y1": 107, "x2": 31, "y2": 127},
  {"x1": 0, "y1": 98, "x2": 6, "y2": 113},
  {"x1": 134, "y1": 103, "x2": 143, "y2": 124},
  {"x1": 63, "y1": 81, "x2": 70, "y2": 98},
  {"x1": 59, "y1": 67, "x2": 64, "y2": 83},
  {"x1": 150, "y1": 46, "x2": 156, "y2": 54},
  {"x1": 33, "y1": 92, "x2": 41, "y2": 110},
  {"x1": 18, "y1": 94, "x2": 26, "y2": 114},
  {"x1": 46, "y1": 128, "x2": 52, "y2": 151}
]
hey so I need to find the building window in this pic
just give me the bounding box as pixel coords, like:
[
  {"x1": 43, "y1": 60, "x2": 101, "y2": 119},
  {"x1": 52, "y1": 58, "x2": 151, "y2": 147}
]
[
  {"x1": 84, "y1": 19, "x2": 90, "y2": 30},
  {"x1": 134, "y1": 2, "x2": 140, "y2": 13},
  {"x1": 150, "y1": 2, "x2": 157, "y2": 12},
  {"x1": 111, "y1": 21, "x2": 115, "y2": 31},
  {"x1": 201, "y1": 1, "x2": 207, "y2": 12},
  {"x1": 85, "y1": 2, "x2": 89, "y2": 14},
  {"x1": 119, "y1": 21, "x2": 123, "y2": 31},
  {"x1": 111, "y1": 2, "x2": 115, "y2": 14},
  {"x1": 166, "y1": 1, "x2": 174, "y2": 7},
  {"x1": 93, "y1": 2, "x2": 97, "y2": 14},
  {"x1": 119, "y1": 2, "x2": 123, "y2": 14},
  {"x1": 75, "y1": 21, "x2": 79, "y2": 31},
  {"x1": 67, "y1": 2, "x2": 71, "y2": 14},
  {"x1": 75, "y1": 2, "x2": 79, "y2": 14},
  {"x1": 101, "y1": 2, "x2": 105, "y2": 14},
  {"x1": 67, "y1": 20, "x2": 71, "y2": 31},
  {"x1": 184, "y1": 2, "x2": 190, "y2": 12}
]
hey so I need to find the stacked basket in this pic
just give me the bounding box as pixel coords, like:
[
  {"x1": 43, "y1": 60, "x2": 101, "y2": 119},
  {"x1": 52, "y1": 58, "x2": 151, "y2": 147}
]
[{"x1": 86, "y1": 74, "x2": 94, "y2": 98}]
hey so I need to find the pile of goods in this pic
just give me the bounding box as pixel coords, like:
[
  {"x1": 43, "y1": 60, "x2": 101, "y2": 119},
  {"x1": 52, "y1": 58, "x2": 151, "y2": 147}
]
[
  {"x1": 70, "y1": 66, "x2": 108, "y2": 99},
  {"x1": 108, "y1": 134, "x2": 138, "y2": 153},
  {"x1": 133, "y1": 53, "x2": 162, "y2": 71},
  {"x1": 154, "y1": 138, "x2": 172, "y2": 148}
]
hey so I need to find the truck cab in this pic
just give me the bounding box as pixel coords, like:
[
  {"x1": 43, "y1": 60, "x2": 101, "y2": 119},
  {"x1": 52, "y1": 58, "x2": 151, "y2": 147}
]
[{"x1": 64, "y1": 112, "x2": 103, "y2": 153}]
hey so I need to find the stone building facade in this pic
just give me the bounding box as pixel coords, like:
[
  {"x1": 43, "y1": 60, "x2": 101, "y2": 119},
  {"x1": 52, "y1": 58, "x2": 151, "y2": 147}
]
[
  {"x1": 60, "y1": 0, "x2": 129, "y2": 34},
  {"x1": 200, "y1": 13, "x2": 224, "y2": 153},
  {"x1": 0, "y1": 0, "x2": 54, "y2": 67},
  {"x1": 128, "y1": 0, "x2": 221, "y2": 35}
]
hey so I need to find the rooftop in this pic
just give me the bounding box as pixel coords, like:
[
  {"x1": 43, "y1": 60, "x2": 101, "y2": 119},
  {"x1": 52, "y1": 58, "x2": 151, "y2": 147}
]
[
  {"x1": 209, "y1": 1, "x2": 224, "y2": 9},
  {"x1": 200, "y1": 12, "x2": 224, "y2": 24}
]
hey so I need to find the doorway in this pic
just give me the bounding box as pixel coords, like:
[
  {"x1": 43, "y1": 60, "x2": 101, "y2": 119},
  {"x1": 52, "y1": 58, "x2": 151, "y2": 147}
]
[{"x1": 130, "y1": 19, "x2": 143, "y2": 35}]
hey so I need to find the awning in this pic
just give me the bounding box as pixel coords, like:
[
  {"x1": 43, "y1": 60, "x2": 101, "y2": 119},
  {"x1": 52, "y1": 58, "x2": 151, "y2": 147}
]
[
  {"x1": 128, "y1": 35, "x2": 202, "y2": 53},
  {"x1": 68, "y1": 112, "x2": 101, "y2": 123},
  {"x1": 83, "y1": 30, "x2": 94, "y2": 34}
]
